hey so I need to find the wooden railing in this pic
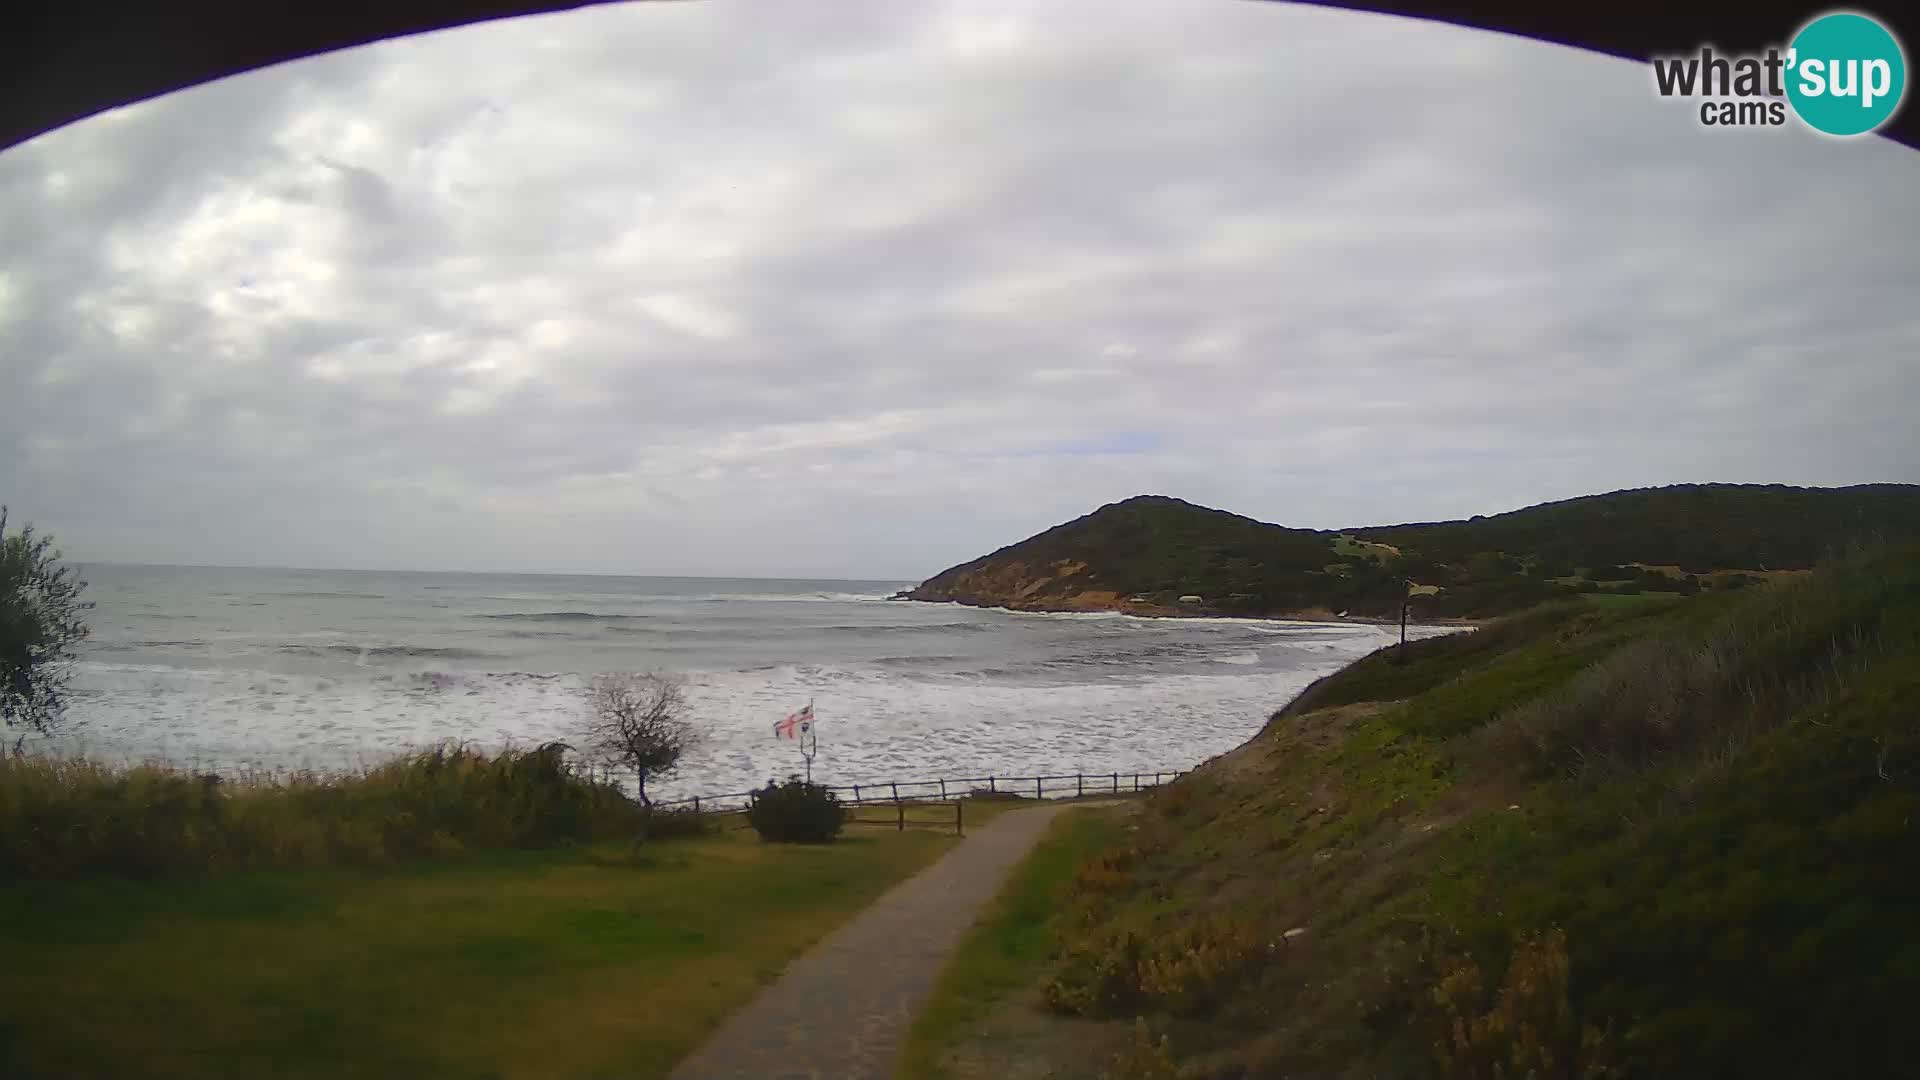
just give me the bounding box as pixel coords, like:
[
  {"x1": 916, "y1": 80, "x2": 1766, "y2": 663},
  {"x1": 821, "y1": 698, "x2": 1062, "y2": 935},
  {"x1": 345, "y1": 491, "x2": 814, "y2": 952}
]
[{"x1": 647, "y1": 769, "x2": 1186, "y2": 816}]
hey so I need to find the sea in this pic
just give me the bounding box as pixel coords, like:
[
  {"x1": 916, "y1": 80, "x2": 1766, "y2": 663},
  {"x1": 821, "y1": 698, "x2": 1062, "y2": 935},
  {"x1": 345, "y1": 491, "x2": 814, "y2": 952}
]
[{"x1": 24, "y1": 564, "x2": 1462, "y2": 801}]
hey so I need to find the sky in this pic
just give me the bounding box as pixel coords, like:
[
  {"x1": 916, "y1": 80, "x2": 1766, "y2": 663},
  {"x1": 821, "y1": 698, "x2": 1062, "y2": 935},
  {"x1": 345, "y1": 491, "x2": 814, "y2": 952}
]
[{"x1": 1, "y1": 0, "x2": 1917, "y2": 581}]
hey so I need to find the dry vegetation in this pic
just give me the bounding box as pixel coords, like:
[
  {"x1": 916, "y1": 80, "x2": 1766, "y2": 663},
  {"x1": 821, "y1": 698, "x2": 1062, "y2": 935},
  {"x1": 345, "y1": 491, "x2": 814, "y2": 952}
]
[
  {"x1": 0, "y1": 741, "x2": 652, "y2": 879},
  {"x1": 915, "y1": 542, "x2": 1920, "y2": 1079}
]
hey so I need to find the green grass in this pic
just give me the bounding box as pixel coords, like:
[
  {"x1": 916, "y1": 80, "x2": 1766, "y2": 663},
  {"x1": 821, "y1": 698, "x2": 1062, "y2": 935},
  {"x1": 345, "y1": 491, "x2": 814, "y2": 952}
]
[
  {"x1": 0, "y1": 825, "x2": 959, "y2": 1080},
  {"x1": 899, "y1": 806, "x2": 1124, "y2": 1080},
  {"x1": 1426, "y1": 632, "x2": 1920, "y2": 1078},
  {"x1": 1027, "y1": 543, "x2": 1920, "y2": 1079}
]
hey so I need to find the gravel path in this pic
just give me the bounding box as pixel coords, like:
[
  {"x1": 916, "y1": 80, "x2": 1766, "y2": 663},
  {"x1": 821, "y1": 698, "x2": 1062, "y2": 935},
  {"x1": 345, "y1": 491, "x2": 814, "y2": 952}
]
[{"x1": 666, "y1": 802, "x2": 1112, "y2": 1080}]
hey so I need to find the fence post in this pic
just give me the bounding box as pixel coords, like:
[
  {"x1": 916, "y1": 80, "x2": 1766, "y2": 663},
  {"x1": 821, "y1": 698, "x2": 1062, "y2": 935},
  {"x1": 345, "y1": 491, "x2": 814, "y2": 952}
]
[
  {"x1": 939, "y1": 778, "x2": 947, "y2": 798},
  {"x1": 853, "y1": 784, "x2": 861, "y2": 803},
  {"x1": 1112, "y1": 772, "x2": 1119, "y2": 793},
  {"x1": 693, "y1": 796, "x2": 700, "y2": 813},
  {"x1": 891, "y1": 781, "x2": 900, "y2": 802},
  {"x1": 1133, "y1": 773, "x2": 1140, "y2": 792},
  {"x1": 989, "y1": 775, "x2": 996, "y2": 793},
  {"x1": 1077, "y1": 773, "x2": 1084, "y2": 797},
  {"x1": 956, "y1": 799, "x2": 964, "y2": 837},
  {"x1": 897, "y1": 801, "x2": 905, "y2": 832},
  {"x1": 1035, "y1": 776, "x2": 1042, "y2": 800}
]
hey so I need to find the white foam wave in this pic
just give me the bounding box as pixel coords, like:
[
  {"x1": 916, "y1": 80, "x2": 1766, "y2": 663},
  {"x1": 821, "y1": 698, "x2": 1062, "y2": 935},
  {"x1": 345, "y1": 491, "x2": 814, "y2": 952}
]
[{"x1": 43, "y1": 639, "x2": 1403, "y2": 800}]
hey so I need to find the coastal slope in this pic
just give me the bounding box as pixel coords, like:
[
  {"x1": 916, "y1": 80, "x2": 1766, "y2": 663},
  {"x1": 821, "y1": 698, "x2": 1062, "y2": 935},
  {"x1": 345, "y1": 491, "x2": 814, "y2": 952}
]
[{"x1": 944, "y1": 542, "x2": 1920, "y2": 1079}]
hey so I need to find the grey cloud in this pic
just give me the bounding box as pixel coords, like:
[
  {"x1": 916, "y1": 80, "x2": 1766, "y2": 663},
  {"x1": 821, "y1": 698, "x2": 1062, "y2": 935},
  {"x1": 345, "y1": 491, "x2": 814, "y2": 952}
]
[{"x1": 2, "y1": 0, "x2": 1917, "y2": 577}]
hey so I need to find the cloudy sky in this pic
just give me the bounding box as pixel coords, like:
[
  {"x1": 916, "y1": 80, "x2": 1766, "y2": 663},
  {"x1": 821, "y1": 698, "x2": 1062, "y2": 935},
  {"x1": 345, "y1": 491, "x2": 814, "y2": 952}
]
[{"x1": 2, "y1": 0, "x2": 1916, "y2": 580}]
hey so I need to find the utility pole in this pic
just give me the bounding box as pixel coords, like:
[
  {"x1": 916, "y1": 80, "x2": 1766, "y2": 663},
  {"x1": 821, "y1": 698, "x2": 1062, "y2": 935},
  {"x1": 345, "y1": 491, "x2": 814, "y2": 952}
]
[{"x1": 1394, "y1": 578, "x2": 1410, "y2": 664}]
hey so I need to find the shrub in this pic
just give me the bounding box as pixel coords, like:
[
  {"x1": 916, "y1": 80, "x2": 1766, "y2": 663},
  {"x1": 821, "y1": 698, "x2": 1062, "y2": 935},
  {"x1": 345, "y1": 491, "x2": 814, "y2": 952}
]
[
  {"x1": 745, "y1": 775, "x2": 845, "y2": 843},
  {"x1": 0, "y1": 741, "x2": 644, "y2": 879},
  {"x1": 1426, "y1": 929, "x2": 1622, "y2": 1080},
  {"x1": 1045, "y1": 912, "x2": 1264, "y2": 1018},
  {"x1": 1100, "y1": 1017, "x2": 1181, "y2": 1080},
  {"x1": 1136, "y1": 913, "x2": 1265, "y2": 1017},
  {"x1": 1044, "y1": 928, "x2": 1147, "y2": 1016}
]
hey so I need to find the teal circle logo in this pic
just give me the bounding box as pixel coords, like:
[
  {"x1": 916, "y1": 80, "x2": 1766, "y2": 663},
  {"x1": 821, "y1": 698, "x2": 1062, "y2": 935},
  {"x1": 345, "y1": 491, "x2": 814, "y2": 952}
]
[{"x1": 1786, "y1": 11, "x2": 1908, "y2": 136}]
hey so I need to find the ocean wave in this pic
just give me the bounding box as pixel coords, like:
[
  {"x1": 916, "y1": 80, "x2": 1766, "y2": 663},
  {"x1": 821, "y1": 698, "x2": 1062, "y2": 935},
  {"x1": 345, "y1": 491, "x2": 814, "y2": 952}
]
[
  {"x1": 872, "y1": 654, "x2": 970, "y2": 668},
  {"x1": 813, "y1": 622, "x2": 995, "y2": 636},
  {"x1": 482, "y1": 611, "x2": 649, "y2": 622},
  {"x1": 259, "y1": 591, "x2": 389, "y2": 600},
  {"x1": 277, "y1": 644, "x2": 502, "y2": 662},
  {"x1": 686, "y1": 592, "x2": 895, "y2": 604}
]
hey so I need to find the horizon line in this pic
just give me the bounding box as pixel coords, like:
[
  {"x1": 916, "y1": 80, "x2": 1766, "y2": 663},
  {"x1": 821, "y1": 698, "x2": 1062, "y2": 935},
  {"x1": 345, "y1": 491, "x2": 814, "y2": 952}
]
[{"x1": 69, "y1": 560, "x2": 920, "y2": 584}]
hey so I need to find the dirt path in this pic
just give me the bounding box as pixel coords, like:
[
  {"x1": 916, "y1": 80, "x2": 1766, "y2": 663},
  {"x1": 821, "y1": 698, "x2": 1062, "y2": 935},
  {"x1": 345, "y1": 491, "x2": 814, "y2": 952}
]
[{"x1": 666, "y1": 801, "x2": 1116, "y2": 1080}]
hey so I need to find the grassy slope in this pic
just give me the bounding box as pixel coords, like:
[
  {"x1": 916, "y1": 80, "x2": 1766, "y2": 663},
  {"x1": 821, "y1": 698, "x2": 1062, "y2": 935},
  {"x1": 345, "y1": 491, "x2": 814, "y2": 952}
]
[
  {"x1": 1025, "y1": 544, "x2": 1920, "y2": 1079},
  {"x1": 901, "y1": 805, "x2": 1126, "y2": 1080},
  {"x1": 0, "y1": 827, "x2": 960, "y2": 1080}
]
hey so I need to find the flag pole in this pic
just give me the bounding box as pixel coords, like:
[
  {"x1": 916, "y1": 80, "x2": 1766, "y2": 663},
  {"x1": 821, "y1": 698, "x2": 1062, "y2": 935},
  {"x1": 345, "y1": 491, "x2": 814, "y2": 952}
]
[{"x1": 802, "y1": 697, "x2": 817, "y2": 784}]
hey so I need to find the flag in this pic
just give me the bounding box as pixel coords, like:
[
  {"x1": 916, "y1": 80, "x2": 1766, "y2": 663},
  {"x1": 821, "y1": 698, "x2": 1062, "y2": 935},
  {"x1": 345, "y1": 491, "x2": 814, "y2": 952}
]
[{"x1": 775, "y1": 702, "x2": 814, "y2": 740}]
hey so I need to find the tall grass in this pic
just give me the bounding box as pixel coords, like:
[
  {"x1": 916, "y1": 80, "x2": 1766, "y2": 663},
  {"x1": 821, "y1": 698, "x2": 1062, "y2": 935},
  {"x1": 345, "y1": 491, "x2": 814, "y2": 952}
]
[
  {"x1": 0, "y1": 741, "x2": 645, "y2": 879},
  {"x1": 1488, "y1": 541, "x2": 1920, "y2": 784},
  {"x1": 1271, "y1": 603, "x2": 1593, "y2": 723}
]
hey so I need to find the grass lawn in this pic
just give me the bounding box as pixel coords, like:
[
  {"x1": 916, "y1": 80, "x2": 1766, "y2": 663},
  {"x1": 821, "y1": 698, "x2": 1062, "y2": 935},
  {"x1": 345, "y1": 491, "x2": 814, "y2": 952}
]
[
  {"x1": 898, "y1": 805, "x2": 1125, "y2": 1080},
  {"x1": 0, "y1": 824, "x2": 961, "y2": 1080}
]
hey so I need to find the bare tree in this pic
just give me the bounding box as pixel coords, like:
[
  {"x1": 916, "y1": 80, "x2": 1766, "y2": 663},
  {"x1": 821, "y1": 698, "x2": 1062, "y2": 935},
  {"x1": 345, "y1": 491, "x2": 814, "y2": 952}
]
[
  {"x1": 580, "y1": 672, "x2": 698, "y2": 807},
  {"x1": 1, "y1": 507, "x2": 92, "y2": 735}
]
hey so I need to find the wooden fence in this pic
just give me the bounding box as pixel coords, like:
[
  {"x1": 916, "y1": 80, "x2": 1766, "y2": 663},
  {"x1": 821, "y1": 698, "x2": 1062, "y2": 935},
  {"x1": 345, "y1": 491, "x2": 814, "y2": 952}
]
[{"x1": 647, "y1": 769, "x2": 1187, "y2": 819}]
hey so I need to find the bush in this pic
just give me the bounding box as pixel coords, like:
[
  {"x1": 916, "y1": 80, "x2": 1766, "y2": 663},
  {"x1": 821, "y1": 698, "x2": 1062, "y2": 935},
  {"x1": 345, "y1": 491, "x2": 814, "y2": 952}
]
[
  {"x1": 1426, "y1": 929, "x2": 1622, "y2": 1080},
  {"x1": 1044, "y1": 928, "x2": 1147, "y2": 1016},
  {"x1": 0, "y1": 741, "x2": 644, "y2": 879},
  {"x1": 1, "y1": 508, "x2": 92, "y2": 735},
  {"x1": 1044, "y1": 912, "x2": 1264, "y2": 1018},
  {"x1": 745, "y1": 775, "x2": 845, "y2": 843},
  {"x1": 1136, "y1": 913, "x2": 1265, "y2": 1016}
]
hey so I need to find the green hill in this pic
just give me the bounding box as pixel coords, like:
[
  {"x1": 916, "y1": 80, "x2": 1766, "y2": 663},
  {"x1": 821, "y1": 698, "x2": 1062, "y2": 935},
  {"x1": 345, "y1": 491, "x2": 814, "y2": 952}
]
[
  {"x1": 1008, "y1": 542, "x2": 1920, "y2": 1079},
  {"x1": 1357, "y1": 482, "x2": 1920, "y2": 574},
  {"x1": 903, "y1": 484, "x2": 1920, "y2": 620}
]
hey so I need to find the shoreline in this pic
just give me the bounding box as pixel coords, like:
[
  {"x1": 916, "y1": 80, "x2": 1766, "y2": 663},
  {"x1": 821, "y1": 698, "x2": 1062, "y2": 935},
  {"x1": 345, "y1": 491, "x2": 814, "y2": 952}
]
[{"x1": 889, "y1": 592, "x2": 1483, "y2": 629}]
